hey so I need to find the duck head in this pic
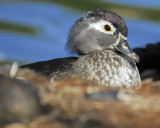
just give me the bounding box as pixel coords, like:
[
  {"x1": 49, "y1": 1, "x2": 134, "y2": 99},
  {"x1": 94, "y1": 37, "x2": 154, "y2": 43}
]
[{"x1": 66, "y1": 9, "x2": 139, "y2": 63}]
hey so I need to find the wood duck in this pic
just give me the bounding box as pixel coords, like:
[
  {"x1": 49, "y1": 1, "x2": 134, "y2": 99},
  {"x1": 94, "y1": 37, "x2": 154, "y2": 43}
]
[{"x1": 21, "y1": 9, "x2": 141, "y2": 88}]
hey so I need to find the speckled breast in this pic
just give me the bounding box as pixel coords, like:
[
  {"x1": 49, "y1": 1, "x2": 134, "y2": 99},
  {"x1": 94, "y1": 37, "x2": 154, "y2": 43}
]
[{"x1": 73, "y1": 50, "x2": 141, "y2": 88}]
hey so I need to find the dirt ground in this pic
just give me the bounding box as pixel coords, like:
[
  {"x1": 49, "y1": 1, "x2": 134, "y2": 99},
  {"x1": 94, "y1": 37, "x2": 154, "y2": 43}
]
[{"x1": 0, "y1": 66, "x2": 160, "y2": 128}]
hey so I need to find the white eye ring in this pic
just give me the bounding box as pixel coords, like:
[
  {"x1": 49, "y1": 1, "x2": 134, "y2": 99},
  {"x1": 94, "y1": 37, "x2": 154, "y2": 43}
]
[{"x1": 88, "y1": 20, "x2": 116, "y2": 35}]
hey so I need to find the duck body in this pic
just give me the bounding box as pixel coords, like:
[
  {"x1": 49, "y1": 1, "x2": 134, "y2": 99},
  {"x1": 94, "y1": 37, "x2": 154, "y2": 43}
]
[
  {"x1": 21, "y1": 49, "x2": 140, "y2": 88},
  {"x1": 21, "y1": 57, "x2": 77, "y2": 79},
  {"x1": 72, "y1": 50, "x2": 141, "y2": 88}
]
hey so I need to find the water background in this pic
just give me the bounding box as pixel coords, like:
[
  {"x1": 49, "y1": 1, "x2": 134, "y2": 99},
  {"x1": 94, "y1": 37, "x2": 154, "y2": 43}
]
[
  {"x1": 104, "y1": 0, "x2": 160, "y2": 9},
  {"x1": 0, "y1": 1, "x2": 160, "y2": 62}
]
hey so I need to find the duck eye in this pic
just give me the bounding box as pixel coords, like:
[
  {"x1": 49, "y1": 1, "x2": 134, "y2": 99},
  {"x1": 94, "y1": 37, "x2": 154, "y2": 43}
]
[{"x1": 104, "y1": 24, "x2": 112, "y2": 32}]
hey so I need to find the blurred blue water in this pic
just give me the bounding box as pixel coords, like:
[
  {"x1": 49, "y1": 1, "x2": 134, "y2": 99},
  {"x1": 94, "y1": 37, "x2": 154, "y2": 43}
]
[
  {"x1": 104, "y1": 0, "x2": 160, "y2": 8},
  {"x1": 0, "y1": 2, "x2": 79, "y2": 62},
  {"x1": 0, "y1": 2, "x2": 160, "y2": 62}
]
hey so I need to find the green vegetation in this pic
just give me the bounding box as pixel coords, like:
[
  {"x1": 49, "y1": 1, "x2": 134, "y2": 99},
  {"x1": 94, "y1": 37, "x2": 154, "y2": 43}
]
[
  {"x1": 0, "y1": 61, "x2": 12, "y2": 66},
  {"x1": 0, "y1": 0, "x2": 160, "y2": 35},
  {"x1": 1, "y1": 0, "x2": 160, "y2": 23},
  {"x1": 0, "y1": 21, "x2": 37, "y2": 35},
  {"x1": 36, "y1": 0, "x2": 160, "y2": 23},
  {"x1": 0, "y1": 60, "x2": 28, "y2": 66}
]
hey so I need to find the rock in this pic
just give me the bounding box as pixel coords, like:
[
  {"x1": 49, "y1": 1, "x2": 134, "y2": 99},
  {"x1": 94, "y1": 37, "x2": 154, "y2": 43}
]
[
  {"x1": 0, "y1": 74, "x2": 42, "y2": 126},
  {"x1": 0, "y1": 68, "x2": 159, "y2": 128},
  {"x1": 85, "y1": 90, "x2": 119, "y2": 101}
]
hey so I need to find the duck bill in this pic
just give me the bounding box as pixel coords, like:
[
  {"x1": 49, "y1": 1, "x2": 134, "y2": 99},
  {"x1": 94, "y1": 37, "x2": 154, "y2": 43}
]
[{"x1": 115, "y1": 39, "x2": 140, "y2": 63}]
